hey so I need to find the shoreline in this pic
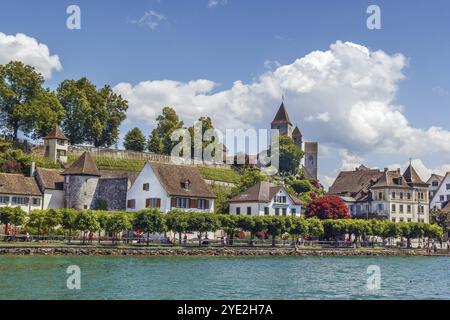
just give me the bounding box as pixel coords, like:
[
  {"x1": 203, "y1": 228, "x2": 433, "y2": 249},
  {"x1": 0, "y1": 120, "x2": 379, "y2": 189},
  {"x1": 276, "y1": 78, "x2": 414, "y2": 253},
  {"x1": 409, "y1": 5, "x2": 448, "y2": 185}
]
[{"x1": 0, "y1": 245, "x2": 448, "y2": 257}]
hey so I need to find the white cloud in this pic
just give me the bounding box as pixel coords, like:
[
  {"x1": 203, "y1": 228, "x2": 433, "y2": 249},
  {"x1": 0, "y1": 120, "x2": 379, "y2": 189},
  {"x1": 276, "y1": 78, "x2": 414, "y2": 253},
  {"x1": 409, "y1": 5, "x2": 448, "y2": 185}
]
[
  {"x1": 130, "y1": 10, "x2": 166, "y2": 30},
  {"x1": 114, "y1": 40, "x2": 450, "y2": 169},
  {"x1": 208, "y1": 0, "x2": 227, "y2": 8},
  {"x1": 0, "y1": 32, "x2": 62, "y2": 80},
  {"x1": 387, "y1": 159, "x2": 450, "y2": 182}
]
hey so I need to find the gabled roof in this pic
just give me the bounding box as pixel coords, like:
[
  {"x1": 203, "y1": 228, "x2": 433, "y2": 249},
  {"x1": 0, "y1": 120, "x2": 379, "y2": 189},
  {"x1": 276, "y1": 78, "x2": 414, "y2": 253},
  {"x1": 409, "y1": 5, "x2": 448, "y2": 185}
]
[
  {"x1": 271, "y1": 102, "x2": 292, "y2": 126},
  {"x1": 149, "y1": 162, "x2": 215, "y2": 198},
  {"x1": 0, "y1": 173, "x2": 42, "y2": 196},
  {"x1": 62, "y1": 152, "x2": 100, "y2": 176},
  {"x1": 430, "y1": 172, "x2": 450, "y2": 204},
  {"x1": 43, "y1": 125, "x2": 69, "y2": 140},
  {"x1": 371, "y1": 170, "x2": 412, "y2": 189},
  {"x1": 442, "y1": 200, "x2": 450, "y2": 212},
  {"x1": 229, "y1": 181, "x2": 302, "y2": 205},
  {"x1": 292, "y1": 126, "x2": 302, "y2": 137},
  {"x1": 403, "y1": 164, "x2": 428, "y2": 187},
  {"x1": 328, "y1": 168, "x2": 383, "y2": 195},
  {"x1": 35, "y1": 168, "x2": 64, "y2": 190},
  {"x1": 427, "y1": 174, "x2": 444, "y2": 184}
]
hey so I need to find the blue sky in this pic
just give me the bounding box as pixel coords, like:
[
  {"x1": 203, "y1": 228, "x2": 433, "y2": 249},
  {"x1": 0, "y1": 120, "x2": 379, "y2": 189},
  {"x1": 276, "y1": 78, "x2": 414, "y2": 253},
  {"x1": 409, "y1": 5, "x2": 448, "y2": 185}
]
[{"x1": 1, "y1": 0, "x2": 450, "y2": 187}]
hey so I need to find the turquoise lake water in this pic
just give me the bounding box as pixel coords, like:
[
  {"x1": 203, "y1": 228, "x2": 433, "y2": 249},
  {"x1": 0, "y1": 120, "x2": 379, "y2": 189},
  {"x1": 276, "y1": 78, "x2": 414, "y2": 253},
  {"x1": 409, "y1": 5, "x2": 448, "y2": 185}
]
[{"x1": 0, "y1": 256, "x2": 448, "y2": 300}]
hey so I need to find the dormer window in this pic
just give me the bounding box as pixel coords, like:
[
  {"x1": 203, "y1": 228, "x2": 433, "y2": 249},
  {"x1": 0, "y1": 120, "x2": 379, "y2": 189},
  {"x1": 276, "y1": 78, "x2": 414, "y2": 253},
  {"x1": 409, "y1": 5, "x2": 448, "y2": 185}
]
[
  {"x1": 143, "y1": 183, "x2": 149, "y2": 191},
  {"x1": 181, "y1": 180, "x2": 190, "y2": 190}
]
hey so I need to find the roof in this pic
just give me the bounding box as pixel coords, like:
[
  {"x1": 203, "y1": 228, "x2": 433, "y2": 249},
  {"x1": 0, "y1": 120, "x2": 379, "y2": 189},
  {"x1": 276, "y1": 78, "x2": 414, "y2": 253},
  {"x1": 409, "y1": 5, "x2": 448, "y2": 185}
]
[
  {"x1": 403, "y1": 164, "x2": 428, "y2": 187},
  {"x1": 0, "y1": 173, "x2": 42, "y2": 196},
  {"x1": 271, "y1": 102, "x2": 292, "y2": 126},
  {"x1": 149, "y1": 162, "x2": 215, "y2": 198},
  {"x1": 43, "y1": 126, "x2": 69, "y2": 140},
  {"x1": 62, "y1": 152, "x2": 101, "y2": 176},
  {"x1": 442, "y1": 201, "x2": 450, "y2": 212},
  {"x1": 35, "y1": 168, "x2": 64, "y2": 190},
  {"x1": 427, "y1": 173, "x2": 445, "y2": 184},
  {"x1": 98, "y1": 170, "x2": 139, "y2": 185},
  {"x1": 371, "y1": 170, "x2": 411, "y2": 189},
  {"x1": 292, "y1": 126, "x2": 302, "y2": 137},
  {"x1": 229, "y1": 181, "x2": 302, "y2": 205},
  {"x1": 328, "y1": 167, "x2": 383, "y2": 195}
]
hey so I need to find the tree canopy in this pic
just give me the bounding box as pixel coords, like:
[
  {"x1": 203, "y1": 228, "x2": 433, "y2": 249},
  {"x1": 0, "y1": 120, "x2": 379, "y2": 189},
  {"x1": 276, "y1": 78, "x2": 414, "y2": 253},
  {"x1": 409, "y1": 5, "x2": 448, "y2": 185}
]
[{"x1": 124, "y1": 127, "x2": 146, "y2": 152}]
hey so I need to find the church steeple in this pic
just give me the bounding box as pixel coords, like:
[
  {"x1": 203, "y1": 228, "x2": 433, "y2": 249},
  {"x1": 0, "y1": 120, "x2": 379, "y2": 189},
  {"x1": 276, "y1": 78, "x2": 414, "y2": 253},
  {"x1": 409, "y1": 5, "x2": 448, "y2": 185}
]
[
  {"x1": 292, "y1": 126, "x2": 303, "y2": 149},
  {"x1": 271, "y1": 100, "x2": 293, "y2": 137}
]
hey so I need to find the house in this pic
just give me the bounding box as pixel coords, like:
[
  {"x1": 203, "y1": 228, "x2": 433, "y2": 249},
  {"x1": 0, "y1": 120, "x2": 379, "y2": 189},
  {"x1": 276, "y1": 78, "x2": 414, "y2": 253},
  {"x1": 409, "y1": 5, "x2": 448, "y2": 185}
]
[
  {"x1": 430, "y1": 172, "x2": 450, "y2": 210},
  {"x1": 126, "y1": 162, "x2": 216, "y2": 213},
  {"x1": 0, "y1": 172, "x2": 43, "y2": 212},
  {"x1": 328, "y1": 164, "x2": 430, "y2": 223},
  {"x1": 229, "y1": 181, "x2": 302, "y2": 216},
  {"x1": 43, "y1": 126, "x2": 69, "y2": 164},
  {"x1": 427, "y1": 174, "x2": 444, "y2": 200},
  {"x1": 34, "y1": 167, "x2": 64, "y2": 209}
]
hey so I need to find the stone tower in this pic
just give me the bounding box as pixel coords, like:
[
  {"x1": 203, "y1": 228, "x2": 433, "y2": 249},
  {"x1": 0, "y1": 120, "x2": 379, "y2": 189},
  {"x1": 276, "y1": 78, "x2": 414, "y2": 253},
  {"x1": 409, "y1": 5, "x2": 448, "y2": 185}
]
[
  {"x1": 271, "y1": 101, "x2": 293, "y2": 138},
  {"x1": 43, "y1": 126, "x2": 69, "y2": 164},
  {"x1": 62, "y1": 152, "x2": 101, "y2": 210},
  {"x1": 292, "y1": 126, "x2": 303, "y2": 150}
]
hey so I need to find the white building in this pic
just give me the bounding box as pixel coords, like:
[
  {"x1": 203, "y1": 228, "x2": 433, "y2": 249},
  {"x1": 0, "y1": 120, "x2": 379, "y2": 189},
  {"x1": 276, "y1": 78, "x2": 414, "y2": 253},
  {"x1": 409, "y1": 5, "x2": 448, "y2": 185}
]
[
  {"x1": 427, "y1": 174, "x2": 444, "y2": 200},
  {"x1": 126, "y1": 162, "x2": 216, "y2": 213},
  {"x1": 430, "y1": 172, "x2": 450, "y2": 210},
  {"x1": 229, "y1": 181, "x2": 302, "y2": 216},
  {"x1": 34, "y1": 168, "x2": 65, "y2": 209},
  {"x1": 0, "y1": 172, "x2": 43, "y2": 212}
]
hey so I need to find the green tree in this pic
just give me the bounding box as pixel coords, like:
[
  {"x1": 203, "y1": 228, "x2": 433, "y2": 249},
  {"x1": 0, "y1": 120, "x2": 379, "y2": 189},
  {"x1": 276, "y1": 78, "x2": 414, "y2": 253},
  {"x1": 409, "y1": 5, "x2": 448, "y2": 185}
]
[
  {"x1": 289, "y1": 217, "x2": 309, "y2": 241},
  {"x1": 27, "y1": 210, "x2": 46, "y2": 236},
  {"x1": 0, "y1": 61, "x2": 63, "y2": 140},
  {"x1": 0, "y1": 206, "x2": 26, "y2": 236},
  {"x1": 132, "y1": 208, "x2": 166, "y2": 245},
  {"x1": 188, "y1": 116, "x2": 217, "y2": 160},
  {"x1": 186, "y1": 212, "x2": 220, "y2": 246},
  {"x1": 237, "y1": 216, "x2": 267, "y2": 246},
  {"x1": 95, "y1": 211, "x2": 110, "y2": 244},
  {"x1": 217, "y1": 214, "x2": 240, "y2": 245},
  {"x1": 265, "y1": 216, "x2": 290, "y2": 247},
  {"x1": 279, "y1": 135, "x2": 304, "y2": 174},
  {"x1": 165, "y1": 210, "x2": 189, "y2": 245},
  {"x1": 124, "y1": 127, "x2": 146, "y2": 152},
  {"x1": 232, "y1": 167, "x2": 266, "y2": 196},
  {"x1": 106, "y1": 212, "x2": 131, "y2": 244},
  {"x1": 307, "y1": 217, "x2": 324, "y2": 239},
  {"x1": 74, "y1": 210, "x2": 100, "y2": 244},
  {"x1": 149, "y1": 107, "x2": 184, "y2": 155},
  {"x1": 57, "y1": 78, "x2": 128, "y2": 146},
  {"x1": 43, "y1": 209, "x2": 62, "y2": 236},
  {"x1": 430, "y1": 208, "x2": 449, "y2": 238},
  {"x1": 289, "y1": 179, "x2": 313, "y2": 195},
  {"x1": 424, "y1": 223, "x2": 444, "y2": 240},
  {"x1": 60, "y1": 208, "x2": 77, "y2": 243},
  {"x1": 147, "y1": 129, "x2": 164, "y2": 153}
]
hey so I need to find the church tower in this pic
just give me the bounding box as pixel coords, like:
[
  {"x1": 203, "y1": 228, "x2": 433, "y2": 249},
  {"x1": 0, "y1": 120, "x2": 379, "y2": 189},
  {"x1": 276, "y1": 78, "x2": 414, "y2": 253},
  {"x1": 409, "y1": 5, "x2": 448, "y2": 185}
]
[
  {"x1": 292, "y1": 126, "x2": 303, "y2": 150},
  {"x1": 271, "y1": 101, "x2": 293, "y2": 138}
]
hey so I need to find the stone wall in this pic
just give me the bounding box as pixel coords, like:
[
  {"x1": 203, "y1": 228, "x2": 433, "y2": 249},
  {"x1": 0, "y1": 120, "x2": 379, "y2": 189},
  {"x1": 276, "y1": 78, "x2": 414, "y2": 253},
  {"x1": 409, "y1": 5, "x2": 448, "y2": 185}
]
[
  {"x1": 64, "y1": 175, "x2": 99, "y2": 210},
  {"x1": 93, "y1": 178, "x2": 128, "y2": 211}
]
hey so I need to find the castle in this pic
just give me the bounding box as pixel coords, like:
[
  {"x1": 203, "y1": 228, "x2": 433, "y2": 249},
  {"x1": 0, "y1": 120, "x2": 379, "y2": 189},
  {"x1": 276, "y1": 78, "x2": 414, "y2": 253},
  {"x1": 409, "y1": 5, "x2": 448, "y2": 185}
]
[{"x1": 271, "y1": 100, "x2": 318, "y2": 180}]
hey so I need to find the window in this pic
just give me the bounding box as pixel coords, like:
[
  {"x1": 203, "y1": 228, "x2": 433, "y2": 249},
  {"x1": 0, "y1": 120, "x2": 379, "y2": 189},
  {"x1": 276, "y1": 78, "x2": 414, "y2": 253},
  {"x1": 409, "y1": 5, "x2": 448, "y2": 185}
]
[
  {"x1": 176, "y1": 198, "x2": 189, "y2": 208},
  {"x1": 143, "y1": 183, "x2": 149, "y2": 191},
  {"x1": 0, "y1": 196, "x2": 9, "y2": 204},
  {"x1": 197, "y1": 199, "x2": 207, "y2": 209},
  {"x1": 127, "y1": 199, "x2": 136, "y2": 209},
  {"x1": 432, "y1": 181, "x2": 439, "y2": 187},
  {"x1": 391, "y1": 204, "x2": 396, "y2": 212},
  {"x1": 447, "y1": 195, "x2": 450, "y2": 201},
  {"x1": 247, "y1": 207, "x2": 252, "y2": 215},
  {"x1": 146, "y1": 198, "x2": 160, "y2": 208},
  {"x1": 407, "y1": 205, "x2": 411, "y2": 213},
  {"x1": 407, "y1": 218, "x2": 411, "y2": 222},
  {"x1": 391, "y1": 218, "x2": 396, "y2": 222},
  {"x1": 32, "y1": 198, "x2": 41, "y2": 206},
  {"x1": 407, "y1": 193, "x2": 411, "y2": 200},
  {"x1": 57, "y1": 139, "x2": 66, "y2": 146},
  {"x1": 83, "y1": 205, "x2": 88, "y2": 209},
  {"x1": 12, "y1": 197, "x2": 29, "y2": 205},
  {"x1": 440, "y1": 195, "x2": 445, "y2": 202},
  {"x1": 377, "y1": 204, "x2": 383, "y2": 211},
  {"x1": 378, "y1": 192, "x2": 383, "y2": 200},
  {"x1": 399, "y1": 205, "x2": 404, "y2": 213},
  {"x1": 275, "y1": 208, "x2": 280, "y2": 216},
  {"x1": 180, "y1": 180, "x2": 190, "y2": 190},
  {"x1": 236, "y1": 207, "x2": 241, "y2": 215},
  {"x1": 391, "y1": 192, "x2": 396, "y2": 199},
  {"x1": 275, "y1": 196, "x2": 287, "y2": 203},
  {"x1": 447, "y1": 184, "x2": 450, "y2": 190},
  {"x1": 400, "y1": 192, "x2": 403, "y2": 200},
  {"x1": 282, "y1": 208, "x2": 287, "y2": 216},
  {"x1": 399, "y1": 217, "x2": 404, "y2": 222},
  {"x1": 291, "y1": 208, "x2": 296, "y2": 215},
  {"x1": 264, "y1": 207, "x2": 269, "y2": 215}
]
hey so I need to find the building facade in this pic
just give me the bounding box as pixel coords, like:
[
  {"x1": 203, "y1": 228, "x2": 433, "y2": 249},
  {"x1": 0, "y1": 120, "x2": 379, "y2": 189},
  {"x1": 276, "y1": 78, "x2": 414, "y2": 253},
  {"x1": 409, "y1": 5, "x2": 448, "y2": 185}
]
[
  {"x1": 229, "y1": 181, "x2": 302, "y2": 216},
  {"x1": 430, "y1": 172, "x2": 450, "y2": 210},
  {"x1": 126, "y1": 162, "x2": 215, "y2": 213},
  {"x1": 329, "y1": 164, "x2": 430, "y2": 223}
]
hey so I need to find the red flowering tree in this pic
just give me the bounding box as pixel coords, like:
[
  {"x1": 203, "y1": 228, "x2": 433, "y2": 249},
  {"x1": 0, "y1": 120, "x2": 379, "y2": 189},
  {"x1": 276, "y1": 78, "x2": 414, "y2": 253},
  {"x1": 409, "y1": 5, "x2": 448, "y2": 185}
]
[{"x1": 304, "y1": 195, "x2": 352, "y2": 220}]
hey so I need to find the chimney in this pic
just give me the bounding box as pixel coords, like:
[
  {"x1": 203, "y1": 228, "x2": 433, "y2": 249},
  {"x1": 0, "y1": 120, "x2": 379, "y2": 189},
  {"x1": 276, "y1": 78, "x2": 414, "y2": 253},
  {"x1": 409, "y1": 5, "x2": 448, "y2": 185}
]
[{"x1": 30, "y1": 161, "x2": 36, "y2": 177}]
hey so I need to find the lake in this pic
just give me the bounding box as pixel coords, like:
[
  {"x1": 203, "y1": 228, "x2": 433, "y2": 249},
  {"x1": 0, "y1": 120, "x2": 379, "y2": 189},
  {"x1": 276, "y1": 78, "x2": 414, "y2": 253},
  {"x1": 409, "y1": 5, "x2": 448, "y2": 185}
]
[{"x1": 0, "y1": 255, "x2": 448, "y2": 299}]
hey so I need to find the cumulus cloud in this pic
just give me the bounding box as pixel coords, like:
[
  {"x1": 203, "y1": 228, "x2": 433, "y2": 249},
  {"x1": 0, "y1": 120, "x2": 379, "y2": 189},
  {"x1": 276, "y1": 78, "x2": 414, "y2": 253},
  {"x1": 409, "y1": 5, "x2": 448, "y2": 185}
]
[
  {"x1": 387, "y1": 159, "x2": 450, "y2": 182},
  {"x1": 0, "y1": 32, "x2": 62, "y2": 80},
  {"x1": 129, "y1": 10, "x2": 166, "y2": 30},
  {"x1": 114, "y1": 40, "x2": 450, "y2": 168}
]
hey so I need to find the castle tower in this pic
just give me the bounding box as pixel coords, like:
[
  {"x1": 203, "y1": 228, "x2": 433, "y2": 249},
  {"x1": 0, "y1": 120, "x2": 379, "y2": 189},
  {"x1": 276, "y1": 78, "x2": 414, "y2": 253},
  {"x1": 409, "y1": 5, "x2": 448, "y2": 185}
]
[
  {"x1": 62, "y1": 152, "x2": 101, "y2": 210},
  {"x1": 43, "y1": 126, "x2": 69, "y2": 164},
  {"x1": 271, "y1": 101, "x2": 293, "y2": 138},
  {"x1": 292, "y1": 126, "x2": 303, "y2": 150},
  {"x1": 304, "y1": 142, "x2": 318, "y2": 180}
]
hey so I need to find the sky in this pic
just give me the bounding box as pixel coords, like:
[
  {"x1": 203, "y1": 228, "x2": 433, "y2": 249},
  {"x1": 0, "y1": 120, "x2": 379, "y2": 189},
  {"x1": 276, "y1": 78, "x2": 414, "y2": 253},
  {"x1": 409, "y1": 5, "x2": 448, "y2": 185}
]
[{"x1": 1, "y1": 0, "x2": 450, "y2": 189}]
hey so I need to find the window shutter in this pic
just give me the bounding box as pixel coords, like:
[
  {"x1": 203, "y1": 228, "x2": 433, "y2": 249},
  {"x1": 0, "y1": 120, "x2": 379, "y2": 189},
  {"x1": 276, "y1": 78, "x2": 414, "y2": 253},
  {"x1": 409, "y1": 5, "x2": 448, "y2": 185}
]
[
  {"x1": 205, "y1": 200, "x2": 209, "y2": 209},
  {"x1": 171, "y1": 198, "x2": 177, "y2": 208},
  {"x1": 156, "y1": 198, "x2": 161, "y2": 208},
  {"x1": 146, "y1": 199, "x2": 151, "y2": 208},
  {"x1": 190, "y1": 198, "x2": 197, "y2": 208}
]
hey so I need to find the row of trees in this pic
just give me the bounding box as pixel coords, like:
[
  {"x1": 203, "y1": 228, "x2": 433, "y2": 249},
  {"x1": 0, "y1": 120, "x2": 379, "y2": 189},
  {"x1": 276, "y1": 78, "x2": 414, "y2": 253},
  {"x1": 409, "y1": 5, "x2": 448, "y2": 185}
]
[
  {"x1": 0, "y1": 207, "x2": 444, "y2": 247},
  {"x1": 0, "y1": 61, "x2": 128, "y2": 146}
]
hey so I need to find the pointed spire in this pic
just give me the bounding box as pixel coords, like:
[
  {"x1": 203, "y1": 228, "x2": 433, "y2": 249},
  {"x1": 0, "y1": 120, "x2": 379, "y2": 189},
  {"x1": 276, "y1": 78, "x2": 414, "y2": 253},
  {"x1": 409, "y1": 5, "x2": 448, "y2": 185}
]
[
  {"x1": 271, "y1": 100, "x2": 292, "y2": 126},
  {"x1": 62, "y1": 152, "x2": 100, "y2": 176},
  {"x1": 403, "y1": 163, "x2": 427, "y2": 186},
  {"x1": 43, "y1": 125, "x2": 68, "y2": 141},
  {"x1": 292, "y1": 126, "x2": 302, "y2": 137}
]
